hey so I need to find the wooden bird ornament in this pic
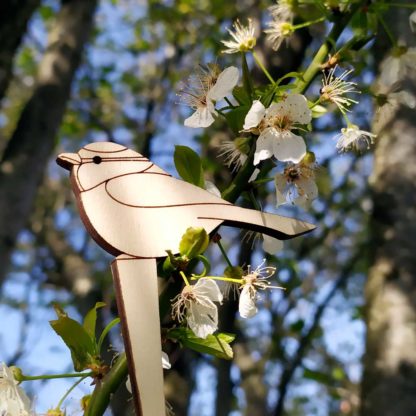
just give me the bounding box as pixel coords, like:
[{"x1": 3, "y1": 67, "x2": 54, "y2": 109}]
[{"x1": 57, "y1": 142, "x2": 315, "y2": 416}]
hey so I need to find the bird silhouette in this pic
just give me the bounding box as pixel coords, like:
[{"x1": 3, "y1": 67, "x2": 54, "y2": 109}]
[
  {"x1": 57, "y1": 142, "x2": 315, "y2": 259},
  {"x1": 57, "y1": 142, "x2": 316, "y2": 416}
]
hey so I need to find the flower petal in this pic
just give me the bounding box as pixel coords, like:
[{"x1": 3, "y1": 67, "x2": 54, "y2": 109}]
[
  {"x1": 296, "y1": 177, "x2": 318, "y2": 201},
  {"x1": 248, "y1": 168, "x2": 260, "y2": 183},
  {"x1": 272, "y1": 131, "x2": 306, "y2": 163},
  {"x1": 187, "y1": 301, "x2": 218, "y2": 338},
  {"x1": 162, "y1": 351, "x2": 171, "y2": 370},
  {"x1": 193, "y1": 278, "x2": 223, "y2": 303},
  {"x1": 274, "y1": 173, "x2": 287, "y2": 206},
  {"x1": 253, "y1": 128, "x2": 276, "y2": 165},
  {"x1": 205, "y1": 180, "x2": 221, "y2": 197},
  {"x1": 239, "y1": 285, "x2": 258, "y2": 318},
  {"x1": 271, "y1": 94, "x2": 311, "y2": 124},
  {"x1": 184, "y1": 106, "x2": 216, "y2": 128},
  {"x1": 243, "y1": 100, "x2": 266, "y2": 130},
  {"x1": 262, "y1": 234, "x2": 284, "y2": 254},
  {"x1": 208, "y1": 66, "x2": 239, "y2": 101}
]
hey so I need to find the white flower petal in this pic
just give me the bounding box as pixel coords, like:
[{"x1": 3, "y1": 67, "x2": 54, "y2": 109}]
[
  {"x1": 273, "y1": 94, "x2": 312, "y2": 124},
  {"x1": 410, "y1": 11, "x2": 416, "y2": 33},
  {"x1": 296, "y1": 177, "x2": 318, "y2": 201},
  {"x1": 208, "y1": 66, "x2": 239, "y2": 101},
  {"x1": 274, "y1": 173, "x2": 287, "y2": 206},
  {"x1": 243, "y1": 100, "x2": 266, "y2": 130},
  {"x1": 162, "y1": 351, "x2": 171, "y2": 370},
  {"x1": 126, "y1": 376, "x2": 132, "y2": 393},
  {"x1": 184, "y1": 106, "x2": 216, "y2": 128},
  {"x1": 272, "y1": 131, "x2": 306, "y2": 163},
  {"x1": 0, "y1": 363, "x2": 32, "y2": 414},
  {"x1": 248, "y1": 168, "x2": 260, "y2": 183},
  {"x1": 239, "y1": 285, "x2": 258, "y2": 318},
  {"x1": 205, "y1": 180, "x2": 221, "y2": 197},
  {"x1": 193, "y1": 278, "x2": 223, "y2": 303},
  {"x1": 187, "y1": 301, "x2": 218, "y2": 338},
  {"x1": 262, "y1": 234, "x2": 284, "y2": 254},
  {"x1": 253, "y1": 128, "x2": 276, "y2": 165}
]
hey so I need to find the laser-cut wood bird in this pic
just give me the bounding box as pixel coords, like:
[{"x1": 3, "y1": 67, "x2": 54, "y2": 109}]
[{"x1": 57, "y1": 142, "x2": 315, "y2": 416}]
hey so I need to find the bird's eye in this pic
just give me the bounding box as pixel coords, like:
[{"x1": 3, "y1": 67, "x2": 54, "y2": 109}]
[{"x1": 93, "y1": 156, "x2": 102, "y2": 164}]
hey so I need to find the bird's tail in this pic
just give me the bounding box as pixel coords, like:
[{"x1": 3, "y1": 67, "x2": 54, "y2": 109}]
[{"x1": 198, "y1": 205, "x2": 315, "y2": 240}]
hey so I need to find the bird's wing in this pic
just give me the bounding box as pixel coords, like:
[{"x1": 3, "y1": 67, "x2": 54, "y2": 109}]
[{"x1": 105, "y1": 173, "x2": 232, "y2": 208}]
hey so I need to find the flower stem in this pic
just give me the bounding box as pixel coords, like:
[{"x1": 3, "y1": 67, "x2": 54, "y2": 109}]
[
  {"x1": 292, "y1": 16, "x2": 326, "y2": 30},
  {"x1": 241, "y1": 52, "x2": 254, "y2": 100},
  {"x1": 216, "y1": 240, "x2": 233, "y2": 267},
  {"x1": 293, "y1": 4, "x2": 361, "y2": 94},
  {"x1": 21, "y1": 372, "x2": 93, "y2": 381},
  {"x1": 192, "y1": 275, "x2": 243, "y2": 284},
  {"x1": 252, "y1": 51, "x2": 275, "y2": 84},
  {"x1": 56, "y1": 375, "x2": 88, "y2": 409},
  {"x1": 85, "y1": 354, "x2": 128, "y2": 416},
  {"x1": 180, "y1": 271, "x2": 191, "y2": 286}
]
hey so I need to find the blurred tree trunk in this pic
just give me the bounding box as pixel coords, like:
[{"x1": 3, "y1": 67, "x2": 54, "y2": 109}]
[
  {"x1": 0, "y1": 0, "x2": 40, "y2": 103},
  {"x1": 361, "y1": 3, "x2": 416, "y2": 415},
  {"x1": 0, "y1": 0, "x2": 97, "y2": 287}
]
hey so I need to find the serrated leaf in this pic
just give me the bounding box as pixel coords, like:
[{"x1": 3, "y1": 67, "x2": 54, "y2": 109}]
[
  {"x1": 83, "y1": 302, "x2": 106, "y2": 341},
  {"x1": 179, "y1": 227, "x2": 209, "y2": 258},
  {"x1": 168, "y1": 328, "x2": 235, "y2": 360},
  {"x1": 50, "y1": 305, "x2": 97, "y2": 371},
  {"x1": 174, "y1": 145, "x2": 205, "y2": 188}
]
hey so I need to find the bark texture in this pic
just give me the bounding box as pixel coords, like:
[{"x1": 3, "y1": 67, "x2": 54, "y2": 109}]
[
  {"x1": 360, "y1": 3, "x2": 416, "y2": 415},
  {"x1": 0, "y1": 0, "x2": 41, "y2": 103},
  {"x1": 0, "y1": 0, "x2": 98, "y2": 286}
]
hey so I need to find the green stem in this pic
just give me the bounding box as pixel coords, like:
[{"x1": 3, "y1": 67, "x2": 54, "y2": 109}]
[
  {"x1": 252, "y1": 51, "x2": 275, "y2": 84},
  {"x1": 385, "y1": 2, "x2": 416, "y2": 8},
  {"x1": 293, "y1": 4, "x2": 361, "y2": 94},
  {"x1": 56, "y1": 375, "x2": 88, "y2": 409},
  {"x1": 241, "y1": 52, "x2": 254, "y2": 100},
  {"x1": 217, "y1": 240, "x2": 233, "y2": 267},
  {"x1": 180, "y1": 270, "x2": 191, "y2": 286},
  {"x1": 224, "y1": 97, "x2": 235, "y2": 108},
  {"x1": 21, "y1": 372, "x2": 93, "y2": 381},
  {"x1": 85, "y1": 354, "x2": 128, "y2": 416},
  {"x1": 292, "y1": 16, "x2": 326, "y2": 30},
  {"x1": 192, "y1": 275, "x2": 243, "y2": 284}
]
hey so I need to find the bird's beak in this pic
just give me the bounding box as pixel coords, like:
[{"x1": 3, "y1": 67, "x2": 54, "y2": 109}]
[{"x1": 56, "y1": 153, "x2": 81, "y2": 170}]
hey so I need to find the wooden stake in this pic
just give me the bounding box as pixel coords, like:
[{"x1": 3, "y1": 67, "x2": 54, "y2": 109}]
[{"x1": 111, "y1": 256, "x2": 165, "y2": 416}]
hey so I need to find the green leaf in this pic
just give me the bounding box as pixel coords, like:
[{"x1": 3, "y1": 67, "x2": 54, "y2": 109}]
[
  {"x1": 168, "y1": 328, "x2": 235, "y2": 360},
  {"x1": 233, "y1": 86, "x2": 251, "y2": 106},
  {"x1": 83, "y1": 302, "x2": 106, "y2": 340},
  {"x1": 174, "y1": 145, "x2": 205, "y2": 188},
  {"x1": 223, "y1": 106, "x2": 250, "y2": 134},
  {"x1": 50, "y1": 305, "x2": 97, "y2": 372},
  {"x1": 179, "y1": 227, "x2": 209, "y2": 258},
  {"x1": 303, "y1": 368, "x2": 332, "y2": 385}
]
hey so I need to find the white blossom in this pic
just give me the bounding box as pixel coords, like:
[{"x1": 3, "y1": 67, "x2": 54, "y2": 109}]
[
  {"x1": 275, "y1": 153, "x2": 318, "y2": 207},
  {"x1": 335, "y1": 125, "x2": 376, "y2": 152},
  {"x1": 239, "y1": 260, "x2": 283, "y2": 318},
  {"x1": 171, "y1": 279, "x2": 223, "y2": 338},
  {"x1": 217, "y1": 138, "x2": 249, "y2": 172},
  {"x1": 320, "y1": 66, "x2": 359, "y2": 113},
  {"x1": 265, "y1": 0, "x2": 295, "y2": 50},
  {"x1": 221, "y1": 19, "x2": 256, "y2": 54},
  {"x1": 0, "y1": 363, "x2": 32, "y2": 416},
  {"x1": 180, "y1": 65, "x2": 239, "y2": 128},
  {"x1": 205, "y1": 180, "x2": 221, "y2": 197},
  {"x1": 244, "y1": 94, "x2": 311, "y2": 165}
]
